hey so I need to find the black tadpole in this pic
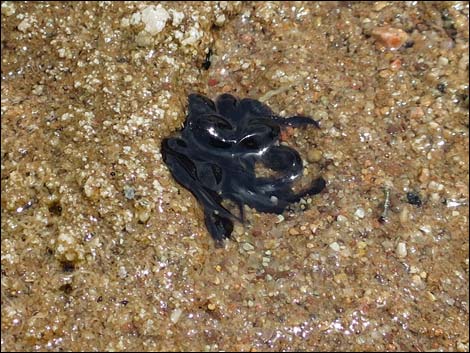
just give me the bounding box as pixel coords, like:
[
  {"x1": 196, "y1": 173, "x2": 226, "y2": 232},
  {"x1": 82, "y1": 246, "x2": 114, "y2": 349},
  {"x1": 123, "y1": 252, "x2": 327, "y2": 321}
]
[{"x1": 162, "y1": 93, "x2": 326, "y2": 243}]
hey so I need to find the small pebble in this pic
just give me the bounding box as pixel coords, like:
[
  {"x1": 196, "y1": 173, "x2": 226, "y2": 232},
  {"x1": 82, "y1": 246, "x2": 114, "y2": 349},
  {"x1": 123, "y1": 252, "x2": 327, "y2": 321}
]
[
  {"x1": 396, "y1": 242, "x2": 407, "y2": 258},
  {"x1": 242, "y1": 242, "x2": 255, "y2": 251},
  {"x1": 138, "y1": 210, "x2": 150, "y2": 223},
  {"x1": 409, "y1": 107, "x2": 424, "y2": 119},
  {"x1": 456, "y1": 342, "x2": 469, "y2": 352},
  {"x1": 372, "y1": 26, "x2": 409, "y2": 50},
  {"x1": 124, "y1": 186, "x2": 135, "y2": 200},
  {"x1": 390, "y1": 58, "x2": 401, "y2": 71},
  {"x1": 412, "y1": 274, "x2": 424, "y2": 288},
  {"x1": 135, "y1": 31, "x2": 153, "y2": 47},
  {"x1": 406, "y1": 191, "x2": 422, "y2": 207},
  {"x1": 170, "y1": 308, "x2": 183, "y2": 323},
  {"x1": 354, "y1": 208, "x2": 365, "y2": 219},
  {"x1": 289, "y1": 227, "x2": 300, "y2": 236},
  {"x1": 307, "y1": 149, "x2": 323, "y2": 163},
  {"x1": 399, "y1": 206, "x2": 409, "y2": 225},
  {"x1": 436, "y1": 82, "x2": 446, "y2": 93},
  {"x1": 1, "y1": 2, "x2": 16, "y2": 16},
  {"x1": 329, "y1": 242, "x2": 340, "y2": 252},
  {"x1": 419, "y1": 168, "x2": 430, "y2": 183},
  {"x1": 310, "y1": 224, "x2": 318, "y2": 234},
  {"x1": 428, "y1": 181, "x2": 444, "y2": 192},
  {"x1": 276, "y1": 215, "x2": 284, "y2": 223}
]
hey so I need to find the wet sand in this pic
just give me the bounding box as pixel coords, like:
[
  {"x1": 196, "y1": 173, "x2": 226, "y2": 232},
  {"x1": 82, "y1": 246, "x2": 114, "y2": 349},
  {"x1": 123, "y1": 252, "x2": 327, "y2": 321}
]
[{"x1": 1, "y1": 2, "x2": 469, "y2": 351}]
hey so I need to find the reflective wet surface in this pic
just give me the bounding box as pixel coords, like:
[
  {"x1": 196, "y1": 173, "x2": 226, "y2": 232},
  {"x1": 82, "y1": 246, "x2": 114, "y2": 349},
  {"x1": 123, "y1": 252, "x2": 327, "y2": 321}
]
[{"x1": 1, "y1": 1, "x2": 469, "y2": 351}]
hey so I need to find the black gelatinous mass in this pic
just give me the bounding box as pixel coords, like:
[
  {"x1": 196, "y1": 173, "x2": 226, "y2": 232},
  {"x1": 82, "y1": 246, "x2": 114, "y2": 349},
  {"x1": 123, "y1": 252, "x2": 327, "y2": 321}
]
[{"x1": 162, "y1": 93, "x2": 326, "y2": 242}]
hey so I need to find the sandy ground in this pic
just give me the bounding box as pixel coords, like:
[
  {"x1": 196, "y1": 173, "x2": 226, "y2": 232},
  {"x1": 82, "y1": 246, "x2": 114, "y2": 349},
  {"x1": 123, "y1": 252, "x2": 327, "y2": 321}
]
[{"x1": 1, "y1": 1, "x2": 469, "y2": 351}]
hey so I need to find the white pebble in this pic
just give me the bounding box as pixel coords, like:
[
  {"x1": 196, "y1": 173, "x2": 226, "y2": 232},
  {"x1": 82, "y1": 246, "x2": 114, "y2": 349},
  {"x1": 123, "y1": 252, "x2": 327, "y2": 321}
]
[
  {"x1": 419, "y1": 225, "x2": 432, "y2": 235},
  {"x1": 118, "y1": 266, "x2": 127, "y2": 278},
  {"x1": 396, "y1": 242, "x2": 407, "y2": 258},
  {"x1": 141, "y1": 5, "x2": 170, "y2": 35},
  {"x1": 1, "y1": 2, "x2": 16, "y2": 16},
  {"x1": 438, "y1": 56, "x2": 449, "y2": 66},
  {"x1": 170, "y1": 308, "x2": 183, "y2": 323},
  {"x1": 329, "y1": 242, "x2": 340, "y2": 252},
  {"x1": 215, "y1": 14, "x2": 226, "y2": 26},
  {"x1": 181, "y1": 25, "x2": 203, "y2": 46},
  {"x1": 242, "y1": 243, "x2": 255, "y2": 251},
  {"x1": 428, "y1": 180, "x2": 444, "y2": 191},
  {"x1": 354, "y1": 208, "x2": 365, "y2": 219},
  {"x1": 130, "y1": 12, "x2": 141, "y2": 25},
  {"x1": 169, "y1": 9, "x2": 184, "y2": 26},
  {"x1": 17, "y1": 18, "x2": 31, "y2": 32}
]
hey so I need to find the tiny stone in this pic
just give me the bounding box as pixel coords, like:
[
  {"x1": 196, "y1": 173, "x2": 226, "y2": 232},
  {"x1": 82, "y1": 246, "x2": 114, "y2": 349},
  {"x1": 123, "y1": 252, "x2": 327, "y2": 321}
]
[
  {"x1": 124, "y1": 186, "x2": 135, "y2": 200},
  {"x1": 207, "y1": 303, "x2": 216, "y2": 311},
  {"x1": 412, "y1": 274, "x2": 423, "y2": 287},
  {"x1": 419, "y1": 168, "x2": 430, "y2": 183},
  {"x1": 289, "y1": 227, "x2": 300, "y2": 236},
  {"x1": 409, "y1": 107, "x2": 424, "y2": 119},
  {"x1": 307, "y1": 149, "x2": 323, "y2": 163},
  {"x1": 215, "y1": 14, "x2": 226, "y2": 26},
  {"x1": 276, "y1": 215, "x2": 284, "y2": 223},
  {"x1": 372, "y1": 26, "x2": 409, "y2": 50},
  {"x1": 141, "y1": 5, "x2": 170, "y2": 35},
  {"x1": 32, "y1": 85, "x2": 44, "y2": 95},
  {"x1": 170, "y1": 308, "x2": 183, "y2": 323},
  {"x1": 337, "y1": 215, "x2": 347, "y2": 223},
  {"x1": 233, "y1": 223, "x2": 244, "y2": 235},
  {"x1": 329, "y1": 242, "x2": 340, "y2": 252},
  {"x1": 135, "y1": 31, "x2": 153, "y2": 47},
  {"x1": 242, "y1": 243, "x2": 255, "y2": 251},
  {"x1": 428, "y1": 181, "x2": 444, "y2": 192},
  {"x1": 396, "y1": 242, "x2": 407, "y2": 258},
  {"x1": 419, "y1": 225, "x2": 432, "y2": 235},
  {"x1": 456, "y1": 342, "x2": 468, "y2": 352},
  {"x1": 399, "y1": 205, "x2": 409, "y2": 224},
  {"x1": 138, "y1": 210, "x2": 150, "y2": 223},
  {"x1": 406, "y1": 191, "x2": 422, "y2": 207},
  {"x1": 118, "y1": 266, "x2": 127, "y2": 278},
  {"x1": 426, "y1": 291, "x2": 436, "y2": 301},
  {"x1": 310, "y1": 224, "x2": 318, "y2": 234},
  {"x1": 17, "y1": 18, "x2": 31, "y2": 33},
  {"x1": 357, "y1": 241, "x2": 367, "y2": 249},
  {"x1": 354, "y1": 208, "x2": 365, "y2": 219},
  {"x1": 1, "y1": 2, "x2": 16, "y2": 16},
  {"x1": 438, "y1": 56, "x2": 449, "y2": 66}
]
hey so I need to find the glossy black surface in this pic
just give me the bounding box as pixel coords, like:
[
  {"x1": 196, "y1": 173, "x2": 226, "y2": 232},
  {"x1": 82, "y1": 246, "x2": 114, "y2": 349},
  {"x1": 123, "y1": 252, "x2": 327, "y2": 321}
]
[{"x1": 162, "y1": 93, "x2": 326, "y2": 243}]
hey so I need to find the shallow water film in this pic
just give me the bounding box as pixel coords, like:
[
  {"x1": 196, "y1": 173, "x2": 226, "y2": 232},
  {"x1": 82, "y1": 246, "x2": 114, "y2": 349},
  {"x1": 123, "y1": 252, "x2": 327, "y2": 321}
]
[{"x1": 1, "y1": 1, "x2": 469, "y2": 351}]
